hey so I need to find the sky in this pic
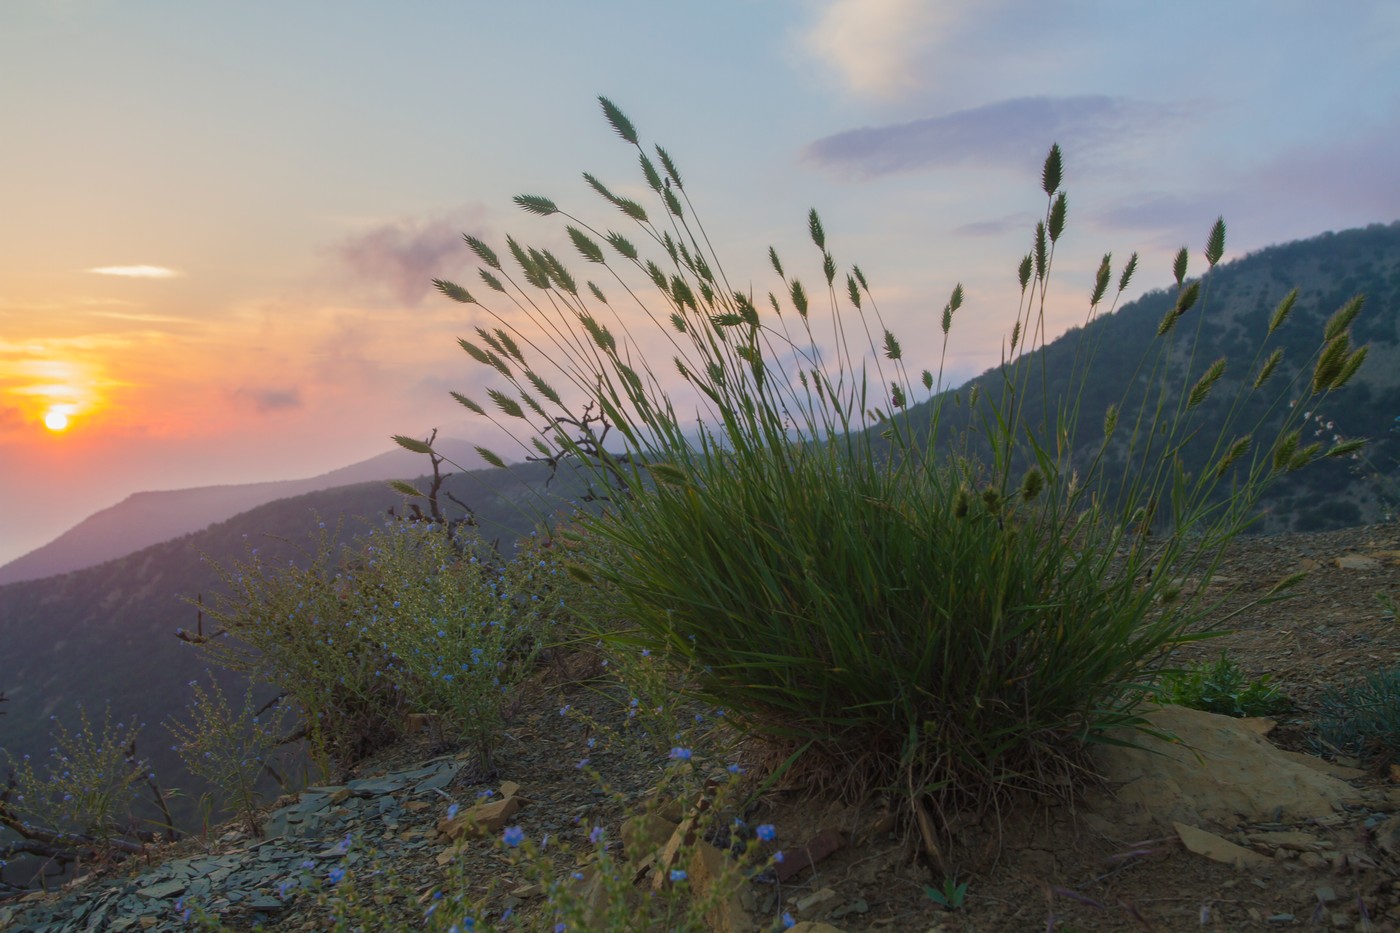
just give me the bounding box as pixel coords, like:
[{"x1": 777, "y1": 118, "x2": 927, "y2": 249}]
[{"x1": 2, "y1": 0, "x2": 1398, "y2": 566}]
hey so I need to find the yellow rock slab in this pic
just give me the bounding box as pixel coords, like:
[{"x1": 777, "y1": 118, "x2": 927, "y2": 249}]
[{"x1": 1174, "y1": 821, "x2": 1269, "y2": 868}]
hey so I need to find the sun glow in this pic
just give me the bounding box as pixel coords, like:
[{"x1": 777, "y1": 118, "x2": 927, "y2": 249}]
[{"x1": 0, "y1": 354, "x2": 111, "y2": 439}]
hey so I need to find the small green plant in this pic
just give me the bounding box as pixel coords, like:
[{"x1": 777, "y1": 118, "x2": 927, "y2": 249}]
[
  {"x1": 1157, "y1": 653, "x2": 1291, "y2": 717},
  {"x1": 1378, "y1": 590, "x2": 1398, "y2": 621},
  {"x1": 166, "y1": 677, "x2": 293, "y2": 836},
  {"x1": 924, "y1": 876, "x2": 969, "y2": 910},
  {"x1": 1314, "y1": 665, "x2": 1400, "y2": 768}
]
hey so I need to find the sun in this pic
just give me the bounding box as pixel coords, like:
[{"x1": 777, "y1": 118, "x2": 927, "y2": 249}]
[{"x1": 44, "y1": 410, "x2": 70, "y2": 432}]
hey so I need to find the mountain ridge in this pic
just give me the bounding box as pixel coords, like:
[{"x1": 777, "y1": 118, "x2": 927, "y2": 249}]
[{"x1": 0, "y1": 439, "x2": 487, "y2": 586}]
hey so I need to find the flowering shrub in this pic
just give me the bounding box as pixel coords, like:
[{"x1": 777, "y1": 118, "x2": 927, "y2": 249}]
[
  {"x1": 166, "y1": 677, "x2": 292, "y2": 835},
  {"x1": 2, "y1": 705, "x2": 152, "y2": 850},
  {"x1": 197, "y1": 521, "x2": 569, "y2": 775}
]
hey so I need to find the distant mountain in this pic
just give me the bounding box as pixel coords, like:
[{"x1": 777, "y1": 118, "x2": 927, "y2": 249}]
[{"x1": 0, "y1": 439, "x2": 487, "y2": 586}]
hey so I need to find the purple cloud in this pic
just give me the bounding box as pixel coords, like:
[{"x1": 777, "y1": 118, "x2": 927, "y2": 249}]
[
  {"x1": 1093, "y1": 124, "x2": 1400, "y2": 250},
  {"x1": 1095, "y1": 194, "x2": 1213, "y2": 233},
  {"x1": 231, "y1": 386, "x2": 302, "y2": 414},
  {"x1": 805, "y1": 96, "x2": 1171, "y2": 178},
  {"x1": 336, "y1": 213, "x2": 479, "y2": 307}
]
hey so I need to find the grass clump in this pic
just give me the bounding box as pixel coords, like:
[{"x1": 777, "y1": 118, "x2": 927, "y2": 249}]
[
  {"x1": 1157, "y1": 653, "x2": 1291, "y2": 717},
  {"x1": 420, "y1": 97, "x2": 1369, "y2": 829},
  {"x1": 1314, "y1": 666, "x2": 1400, "y2": 769}
]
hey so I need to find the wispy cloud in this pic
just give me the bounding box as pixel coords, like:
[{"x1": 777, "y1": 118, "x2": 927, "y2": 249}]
[
  {"x1": 335, "y1": 209, "x2": 485, "y2": 307},
  {"x1": 805, "y1": 96, "x2": 1174, "y2": 179},
  {"x1": 86, "y1": 265, "x2": 182, "y2": 278},
  {"x1": 85, "y1": 310, "x2": 195, "y2": 325},
  {"x1": 952, "y1": 212, "x2": 1041, "y2": 238}
]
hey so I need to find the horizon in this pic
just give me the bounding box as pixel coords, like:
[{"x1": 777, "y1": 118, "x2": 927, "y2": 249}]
[{"x1": 3, "y1": 1, "x2": 1398, "y2": 566}]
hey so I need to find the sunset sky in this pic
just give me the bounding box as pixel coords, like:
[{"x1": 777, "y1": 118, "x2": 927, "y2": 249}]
[{"x1": 2, "y1": 1, "x2": 1398, "y2": 566}]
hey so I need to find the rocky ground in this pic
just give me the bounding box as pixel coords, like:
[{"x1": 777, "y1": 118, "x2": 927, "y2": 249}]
[{"x1": 1, "y1": 523, "x2": 1397, "y2": 933}]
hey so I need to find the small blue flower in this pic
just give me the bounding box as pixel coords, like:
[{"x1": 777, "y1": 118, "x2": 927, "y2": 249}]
[
  {"x1": 328, "y1": 866, "x2": 346, "y2": 884},
  {"x1": 757, "y1": 823, "x2": 777, "y2": 842},
  {"x1": 782, "y1": 912, "x2": 796, "y2": 928},
  {"x1": 503, "y1": 825, "x2": 525, "y2": 847},
  {"x1": 668, "y1": 747, "x2": 692, "y2": 761},
  {"x1": 589, "y1": 825, "x2": 604, "y2": 845},
  {"x1": 669, "y1": 869, "x2": 688, "y2": 882},
  {"x1": 447, "y1": 803, "x2": 460, "y2": 820},
  {"x1": 727, "y1": 763, "x2": 742, "y2": 775}
]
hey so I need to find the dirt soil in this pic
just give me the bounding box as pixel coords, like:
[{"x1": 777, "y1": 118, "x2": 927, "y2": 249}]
[{"x1": 8, "y1": 524, "x2": 1400, "y2": 933}]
